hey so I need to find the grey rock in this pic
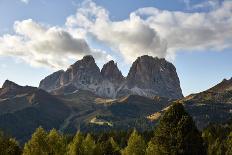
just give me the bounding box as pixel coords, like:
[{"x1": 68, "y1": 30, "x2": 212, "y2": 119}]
[
  {"x1": 39, "y1": 70, "x2": 64, "y2": 91},
  {"x1": 118, "y1": 55, "x2": 183, "y2": 99},
  {"x1": 39, "y1": 55, "x2": 183, "y2": 99}
]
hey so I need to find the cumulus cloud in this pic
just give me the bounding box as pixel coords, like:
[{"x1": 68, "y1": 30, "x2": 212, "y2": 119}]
[
  {"x1": 66, "y1": 0, "x2": 167, "y2": 63},
  {"x1": 67, "y1": 0, "x2": 232, "y2": 62},
  {"x1": 0, "y1": 19, "x2": 110, "y2": 69},
  {"x1": 0, "y1": 0, "x2": 231, "y2": 69},
  {"x1": 135, "y1": 1, "x2": 232, "y2": 53}
]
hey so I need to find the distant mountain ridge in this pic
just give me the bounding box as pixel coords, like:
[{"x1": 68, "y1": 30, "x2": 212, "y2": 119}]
[
  {"x1": 0, "y1": 77, "x2": 231, "y2": 141},
  {"x1": 148, "y1": 78, "x2": 232, "y2": 129},
  {"x1": 0, "y1": 80, "x2": 70, "y2": 142},
  {"x1": 39, "y1": 55, "x2": 183, "y2": 99}
]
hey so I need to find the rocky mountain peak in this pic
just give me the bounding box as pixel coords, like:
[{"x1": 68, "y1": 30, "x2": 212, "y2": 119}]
[
  {"x1": 121, "y1": 55, "x2": 183, "y2": 99},
  {"x1": 208, "y1": 77, "x2": 232, "y2": 92},
  {"x1": 59, "y1": 55, "x2": 101, "y2": 86},
  {"x1": 39, "y1": 70, "x2": 64, "y2": 91},
  {"x1": 101, "y1": 60, "x2": 124, "y2": 83},
  {"x1": 82, "y1": 55, "x2": 95, "y2": 62},
  {"x1": 39, "y1": 55, "x2": 183, "y2": 99},
  {"x1": 127, "y1": 55, "x2": 174, "y2": 88},
  {"x1": 2, "y1": 80, "x2": 21, "y2": 90}
]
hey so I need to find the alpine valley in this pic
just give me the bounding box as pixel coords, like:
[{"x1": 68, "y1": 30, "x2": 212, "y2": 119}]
[{"x1": 0, "y1": 55, "x2": 231, "y2": 142}]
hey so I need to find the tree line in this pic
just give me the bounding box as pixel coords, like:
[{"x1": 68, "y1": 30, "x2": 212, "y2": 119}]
[{"x1": 0, "y1": 102, "x2": 231, "y2": 155}]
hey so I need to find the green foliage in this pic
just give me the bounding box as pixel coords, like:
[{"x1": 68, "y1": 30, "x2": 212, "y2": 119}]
[
  {"x1": 23, "y1": 127, "x2": 67, "y2": 155},
  {"x1": 1, "y1": 103, "x2": 230, "y2": 155},
  {"x1": 95, "y1": 137, "x2": 120, "y2": 155},
  {"x1": 226, "y1": 132, "x2": 232, "y2": 155},
  {"x1": 202, "y1": 122, "x2": 232, "y2": 155},
  {"x1": 82, "y1": 134, "x2": 96, "y2": 155},
  {"x1": 147, "y1": 102, "x2": 206, "y2": 155},
  {"x1": 122, "y1": 129, "x2": 146, "y2": 155},
  {"x1": 67, "y1": 131, "x2": 84, "y2": 155},
  {"x1": 23, "y1": 127, "x2": 49, "y2": 155},
  {"x1": 47, "y1": 129, "x2": 67, "y2": 155},
  {"x1": 0, "y1": 131, "x2": 21, "y2": 155}
]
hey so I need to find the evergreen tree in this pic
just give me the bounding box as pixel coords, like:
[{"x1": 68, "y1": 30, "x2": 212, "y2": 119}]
[
  {"x1": 96, "y1": 137, "x2": 120, "y2": 155},
  {"x1": 202, "y1": 122, "x2": 232, "y2": 155},
  {"x1": 23, "y1": 127, "x2": 49, "y2": 155},
  {"x1": 122, "y1": 129, "x2": 146, "y2": 155},
  {"x1": 226, "y1": 131, "x2": 232, "y2": 155},
  {"x1": 67, "y1": 131, "x2": 84, "y2": 155},
  {"x1": 0, "y1": 131, "x2": 21, "y2": 155},
  {"x1": 110, "y1": 137, "x2": 120, "y2": 154},
  {"x1": 82, "y1": 133, "x2": 96, "y2": 155},
  {"x1": 47, "y1": 129, "x2": 67, "y2": 155},
  {"x1": 147, "y1": 102, "x2": 206, "y2": 155}
]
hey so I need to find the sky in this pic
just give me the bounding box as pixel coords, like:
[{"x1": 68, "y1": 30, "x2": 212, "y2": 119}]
[{"x1": 0, "y1": 0, "x2": 231, "y2": 96}]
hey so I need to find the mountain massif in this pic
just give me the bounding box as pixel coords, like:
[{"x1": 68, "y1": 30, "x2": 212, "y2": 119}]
[
  {"x1": 0, "y1": 55, "x2": 231, "y2": 142},
  {"x1": 39, "y1": 55, "x2": 183, "y2": 99}
]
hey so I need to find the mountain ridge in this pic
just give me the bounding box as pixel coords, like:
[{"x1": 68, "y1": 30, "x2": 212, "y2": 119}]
[{"x1": 39, "y1": 55, "x2": 183, "y2": 99}]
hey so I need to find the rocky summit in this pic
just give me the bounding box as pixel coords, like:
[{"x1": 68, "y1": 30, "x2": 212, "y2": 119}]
[
  {"x1": 39, "y1": 55, "x2": 183, "y2": 99},
  {"x1": 117, "y1": 55, "x2": 183, "y2": 99}
]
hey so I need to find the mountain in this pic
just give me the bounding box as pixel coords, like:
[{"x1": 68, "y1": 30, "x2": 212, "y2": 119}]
[
  {"x1": 0, "y1": 80, "x2": 70, "y2": 142},
  {"x1": 0, "y1": 79, "x2": 172, "y2": 141},
  {"x1": 39, "y1": 55, "x2": 183, "y2": 99},
  {"x1": 1, "y1": 77, "x2": 231, "y2": 142},
  {"x1": 117, "y1": 55, "x2": 183, "y2": 98},
  {"x1": 147, "y1": 78, "x2": 232, "y2": 129},
  {"x1": 55, "y1": 91, "x2": 171, "y2": 133}
]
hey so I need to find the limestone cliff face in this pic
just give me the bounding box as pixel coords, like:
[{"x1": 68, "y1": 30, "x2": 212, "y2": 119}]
[
  {"x1": 117, "y1": 55, "x2": 183, "y2": 99},
  {"x1": 101, "y1": 60, "x2": 125, "y2": 84},
  {"x1": 39, "y1": 55, "x2": 183, "y2": 99},
  {"x1": 39, "y1": 70, "x2": 64, "y2": 91}
]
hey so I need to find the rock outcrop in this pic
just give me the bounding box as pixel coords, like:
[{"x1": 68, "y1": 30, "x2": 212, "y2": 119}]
[
  {"x1": 117, "y1": 55, "x2": 183, "y2": 99},
  {"x1": 39, "y1": 55, "x2": 183, "y2": 99},
  {"x1": 101, "y1": 60, "x2": 124, "y2": 84}
]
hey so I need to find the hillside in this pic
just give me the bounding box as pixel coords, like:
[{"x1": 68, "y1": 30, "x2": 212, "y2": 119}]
[{"x1": 148, "y1": 78, "x2": 232, "y2": 129}]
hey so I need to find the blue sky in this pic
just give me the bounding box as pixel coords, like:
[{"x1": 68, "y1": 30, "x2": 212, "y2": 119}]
[{"x1": 0, "y1": 0, "x2": 231, "y2": 96}]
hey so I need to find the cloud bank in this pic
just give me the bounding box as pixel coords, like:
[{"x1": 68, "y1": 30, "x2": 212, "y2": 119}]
[
  {"x1": 0, "y1": 19, "x2": 110, "y2": 69},
  {"x1": 0, "y1": 0, "x2": 231, "y2": 69},
  {"x1": 67, "y1": 0, "x2": 232, "y2": 62}
]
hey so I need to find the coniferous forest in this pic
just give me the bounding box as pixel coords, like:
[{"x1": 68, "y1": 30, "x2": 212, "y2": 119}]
[{"x1": 0, "y1": 103, "x2": 231, "y2": 155}]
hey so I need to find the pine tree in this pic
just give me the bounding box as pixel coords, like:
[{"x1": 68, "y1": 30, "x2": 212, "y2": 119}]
[
  {"x1": 82, "y1": 133, "x2": 96, "y2": 155},
  {"x1": 96, "y1": 137, "x2": 120, "y2": 155},
  {"x1": 47, "y1": 129, "x2": 67, "y2": 155},
  {"x1": 67, "y1": 131, "x2": 84, "y2": 155},
  {"x1": 110, "y1": 137, "x2": 120, "y2": 154},
  {"x1": 122, "y1": 129, "x2": 146, "y2": 155},
  {"x1": 0, "y1": 131, "x2": 21, "y2": 155},
  {"x1": 226, "y1": 131, "x2": 232, "y2": 155},
  {"x1": 147, "y1": 102, "x2": 206, "y2": 155},
  {"x1": 23, "y1": 127, "x2": 49, "y2": 155}
]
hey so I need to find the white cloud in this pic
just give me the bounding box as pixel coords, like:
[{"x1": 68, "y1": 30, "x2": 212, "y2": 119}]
[
  {"x1": 67, "y1": 0, "x2": 232, "y2": 62},
  {"x1": 66, "y1": 0, "x2": 167, "y2": 63},
  {"x1": 0, "y1": 19, "x2": 111, "y2": 69},
  {"x1": 20, "y1": 0, "x2": 30, "y2": 4},
  {"x1": 0, "y1": 0, "x2": 231, "y2": 69},
  {"x1": 135, "y1": 1, "x2": 232, "y2": 53}
]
